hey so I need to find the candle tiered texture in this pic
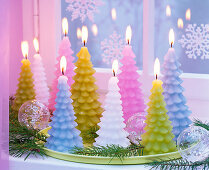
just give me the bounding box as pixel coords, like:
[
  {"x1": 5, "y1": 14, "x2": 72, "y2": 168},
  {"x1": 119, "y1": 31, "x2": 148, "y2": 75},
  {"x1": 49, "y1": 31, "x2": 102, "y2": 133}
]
[
  {"x1": 118, "y1": 46, "x2": 146, "y2": 123},
  {"x1": 45, "y1": 75, "x2": 83, "y2": 152},
  {"x1": 162, "y1": 48, "x2": 192, "y2": 141},
  {"x1": 141, "y1": 80, "x2": 176, "y2": 155},
  {"x1": 95, "y1": 76, "x2": 130, "y2": 147},
  {"x1": 13, "y1": 59, "x2": 36, "y2": 112},
  {"x1": 48, "y1": 37, "x2": 74, "y2": 111},
  {"x1": 71, "y1": 47, "x2": 104, "y2": 146},
  {"x1": 32, "y1": 54, "x2": 49, "y2": 106}
]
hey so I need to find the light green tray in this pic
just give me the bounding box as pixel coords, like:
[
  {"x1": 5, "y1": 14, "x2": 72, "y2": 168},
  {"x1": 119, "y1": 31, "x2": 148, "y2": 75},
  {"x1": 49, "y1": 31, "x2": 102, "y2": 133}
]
[{"x1": 40, "y1": 127, "x2": 181, "y2": 165}]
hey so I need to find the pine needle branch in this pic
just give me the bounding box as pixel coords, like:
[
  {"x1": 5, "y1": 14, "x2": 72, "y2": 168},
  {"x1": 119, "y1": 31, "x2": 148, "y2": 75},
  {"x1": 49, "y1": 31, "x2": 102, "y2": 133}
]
[
  {"x1": 148, "y1": 157, "x2": 209, "y2": 170},
  {"x1": 193, "y1": 119, "x2": 209, "y2": 131},
  {"x1": 9, "y1": 103, "x2": 48, "y2": 160},
  {"x1": 71, "y1": 144, "x2": 144, "y2": 163}
]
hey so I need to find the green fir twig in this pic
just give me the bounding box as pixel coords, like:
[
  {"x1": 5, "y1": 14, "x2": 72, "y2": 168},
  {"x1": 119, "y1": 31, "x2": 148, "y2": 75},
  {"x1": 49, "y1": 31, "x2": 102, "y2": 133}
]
[
  {"x1": 193, "y1": 119, "x2": 209, "y2": 131},
  {"x1": 148, "y1": 157, "x2": 209, "y2": 170},
  {"x1": 71, "y1": 144, "x2": 144, "y2": 163},
  {"x1": 9, "y1": 103, "x2": 48, "y2": 160}
]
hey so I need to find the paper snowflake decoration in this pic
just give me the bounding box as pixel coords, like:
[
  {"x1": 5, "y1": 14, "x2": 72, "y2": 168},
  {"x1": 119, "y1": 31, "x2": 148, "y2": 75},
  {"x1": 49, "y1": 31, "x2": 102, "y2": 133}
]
[
  {"x1": 65, "y1": 0, "x2": 103, "y2": 23},
  {"x1": 179, "y1": 24, "x2": 209, "y2": 60},
  {"x1": 101, "y1": 31, "x2": 125, "y2": 65}
]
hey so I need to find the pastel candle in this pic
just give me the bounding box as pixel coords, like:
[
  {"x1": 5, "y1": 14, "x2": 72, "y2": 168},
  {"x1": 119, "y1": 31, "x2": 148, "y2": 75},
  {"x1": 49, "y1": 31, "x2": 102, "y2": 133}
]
[
  {"x1": 162, "y1": 29, "x2": 192, "y2": 141},
  {"x1": 48, "y1": 18, "x2": 75, "y2": 111},
  {"x1": 32, "y1": 38, "x2": 49, "y2": 106},
  {"x1": 45, "y1": 56, "x2": 83, "y2": 152},
  {"x1": 118, "y1": 25, "x2": 146, "y2": 123},
  {"x1": 95, "y1": 60, "x2": 130, "y2": 147},
  {"x1": 141, "y1": 58, "x2": 176, "y2": 155},
  {"x1": 71, "y1": 26, "x2": 104, "y2": 146},
  {"x1": 13, "y1": 41, "x2": 36, "y2": 112}
]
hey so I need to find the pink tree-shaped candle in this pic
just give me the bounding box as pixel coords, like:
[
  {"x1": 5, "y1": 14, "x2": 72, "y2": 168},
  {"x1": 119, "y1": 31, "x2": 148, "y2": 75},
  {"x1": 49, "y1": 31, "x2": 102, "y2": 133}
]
[
  {"x1": 118, "y1": 26, "x2": 146, "y2": 123},
  {"x1": 48, "y1": 18, "x2": 75, "y2": 111}
]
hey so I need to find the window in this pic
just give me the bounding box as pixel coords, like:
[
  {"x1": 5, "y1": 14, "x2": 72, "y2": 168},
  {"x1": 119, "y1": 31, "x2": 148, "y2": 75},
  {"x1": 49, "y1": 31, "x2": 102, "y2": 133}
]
[
  {"x1": 61, "y1": 0, "x2": 143, "y2": 69},
  {"x1": 155, "y1": 0, "x2": 209, "y2": 74}
]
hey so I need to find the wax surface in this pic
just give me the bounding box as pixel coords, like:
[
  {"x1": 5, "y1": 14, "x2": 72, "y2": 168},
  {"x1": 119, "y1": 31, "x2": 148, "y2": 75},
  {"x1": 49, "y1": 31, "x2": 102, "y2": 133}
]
[
  {"x1": 48, "y1": 37, "x2": 75, "y2": 111},
  {"x1": 162, "y1": 48, "x2": 192, "y2": 141},
  {"x1": 95, "y1": 77, "x2": 130, "y2": 147},
  {"x1": 71, "y1": 47, "x2": 104, "y2": 146},
  {"x1": 141, "y1": 79, "x2": 177, "y2": 155},
  {"x1": 32, "y1": 54, "x2": 49, "y2": 106},
  {"x1": 118, "y1": 45, "x2": 145, "y2": 123},
  {"x1": 45, "y1": 75, "x2": 83, "y2": 152},
  {"x1": 13, "y1": 59, "x2": 36, "y2": 112}
]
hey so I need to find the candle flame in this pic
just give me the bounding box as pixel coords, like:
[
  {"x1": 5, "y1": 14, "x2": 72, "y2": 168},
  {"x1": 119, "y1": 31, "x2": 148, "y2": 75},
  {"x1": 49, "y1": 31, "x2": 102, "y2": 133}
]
[
  {"x1": 166, "y1": 5, "x2": 171, "y2": 17},
  {"x1": 186, "y1": 9, "x2": 191, "y2": 21},
  {"x1": 33, "y1": 38, "x2": 39, "y2": 53},
  {"x1": 62, "y1": 17, "x2": 68, "y2": 36},
  {"x1": 154, "y1": 58, "x2": 160, "y2": 79},
  {"x1": 169, "y1": 29, "x2": 175, "y2": 47},
  {"x1": 126, "y1": 25, "x2": 132, "y2": 44},
  {"x1": 60, "y1": 56, "x2": 67, "y2": 75},
  {"x1": 112, "y1": 60, "x2": 118, "y2": 76},
  {"x1": 77, "y1": 28, "x2": 82, "y2": 39},
  {"x1": 111, "y1": 8, "x2": 117, "y2": 20},
  {"x1": 177, "y1": 18, "x2": 184, "y2": 29},
  {"x1": 21, "y1": 41, "x2": 29, "y2": 59},
  {"x1": 82, "y1": 26, "x2": 88, "y2": 46},
  {"x1": 92, "y1": 24, "x2": 98, "y2": 36}
]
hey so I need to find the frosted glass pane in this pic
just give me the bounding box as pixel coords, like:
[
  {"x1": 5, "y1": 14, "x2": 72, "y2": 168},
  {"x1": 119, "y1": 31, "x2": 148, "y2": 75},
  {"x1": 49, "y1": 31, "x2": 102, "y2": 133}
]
[
  {"x1": 61, "y1": 0, "x2": 143, "y2": 69},
  {"x1": 155, "y1": 0, "x2": 209, "y2": 74}
]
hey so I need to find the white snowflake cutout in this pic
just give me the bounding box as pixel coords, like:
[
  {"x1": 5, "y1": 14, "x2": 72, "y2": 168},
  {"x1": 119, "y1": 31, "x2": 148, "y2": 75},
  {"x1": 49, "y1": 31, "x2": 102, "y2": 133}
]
[
  {"x1": 101, "y1": 31, "x2": 125, "y2": 65},
  {"x1": 179, "y1": 24, "x2": 209, "y2": 60},
  {"x1": 65, "y1": 0, "x2": 104, "y2": 23}
]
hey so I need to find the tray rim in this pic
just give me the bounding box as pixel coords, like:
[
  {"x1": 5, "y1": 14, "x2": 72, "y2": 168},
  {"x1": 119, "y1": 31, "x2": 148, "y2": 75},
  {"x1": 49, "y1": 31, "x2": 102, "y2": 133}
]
[{"x1": 40, "y1": 127, "x2": 182, "y2": 165}]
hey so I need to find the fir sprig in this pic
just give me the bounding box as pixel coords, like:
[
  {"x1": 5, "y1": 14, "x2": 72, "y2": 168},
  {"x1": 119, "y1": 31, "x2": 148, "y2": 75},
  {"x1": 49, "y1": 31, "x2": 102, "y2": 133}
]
[
  {"x1": 9, "y1": 104, "x2": 48, "y2": 160},
  {"x1": 148, "y1": 157, "x2": 209, "y2": 170},
  {"x1": 71, "y1": 144, "x2": 144, "y2": 163},
  {"x1": 193, "y1": 119, "x2": 209, "y2": 131}
]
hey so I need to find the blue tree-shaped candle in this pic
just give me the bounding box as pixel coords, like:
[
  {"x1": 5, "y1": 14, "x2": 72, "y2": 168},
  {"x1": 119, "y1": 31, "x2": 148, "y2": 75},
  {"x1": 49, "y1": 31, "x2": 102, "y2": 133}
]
[
  {"x1": 162, "y1": 29, "x2": 192, "y2": 141},
  {"x1": 45, "y1": 56, "x2": 83, "y2": 152}
]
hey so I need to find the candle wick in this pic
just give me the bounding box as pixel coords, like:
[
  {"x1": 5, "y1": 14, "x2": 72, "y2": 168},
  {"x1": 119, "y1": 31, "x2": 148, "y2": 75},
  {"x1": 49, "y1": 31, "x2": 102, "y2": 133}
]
[
  {"x1": 113, "y1": 70, "x2": 115, "y2": 77},
  {"x1": 156, "y1": 74, "x2": 157, "y2": 80},
  {"x1": 25, "y1": 55, "x2": 28, "y2": 60},
  {"x1": 171, "y1": 42, "x2": 173, "y2": 48},
  {"x1": 62, "y1": 68, "x2": 64, "y2": 75},
  {"x1": 65, "y1": 31, "x2": 67, "y2": 37},
  {"x1": 84, "y1": 40, "x2": 86, "y2": 47},
  {"x1": 128, "y1": 40, "x2": 129, "y2": 45}
]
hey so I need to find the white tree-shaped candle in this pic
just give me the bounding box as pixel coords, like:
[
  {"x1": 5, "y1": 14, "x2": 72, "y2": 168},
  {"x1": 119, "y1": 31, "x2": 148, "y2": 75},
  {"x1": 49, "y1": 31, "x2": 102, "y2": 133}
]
[
  {"x1": 32, "y1": 38, "x2": 50, "y2": 106},
  {"x1": 94, "y1": 60, "x2": 130, "y2": 147}
]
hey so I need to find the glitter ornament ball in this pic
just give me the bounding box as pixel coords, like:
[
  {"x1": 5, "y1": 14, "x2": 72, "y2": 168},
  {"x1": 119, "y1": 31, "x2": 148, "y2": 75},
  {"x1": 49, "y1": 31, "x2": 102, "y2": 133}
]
[
  {"x1": 125, "y1": 112, "x2": 146, "y2": 144},
  {"x1": 18, "y1": 100, "x2": 50, "y2": 130},
  {"x1": 177, "y1": 126, "x2": 209, "y2": 163}
]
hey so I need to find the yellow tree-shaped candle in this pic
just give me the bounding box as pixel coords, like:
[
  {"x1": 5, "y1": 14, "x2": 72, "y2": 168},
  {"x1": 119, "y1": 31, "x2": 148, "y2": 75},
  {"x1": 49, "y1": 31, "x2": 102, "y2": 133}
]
[
  {"x1": 71, "y1": 26, "x2": 104, "y2": 146},
  {"x1": 13, "y1": 41, "x2": 36, "y2": 112},
  {"x1": 141, "y1": 58, "x2": 176, "y2": 155}
]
